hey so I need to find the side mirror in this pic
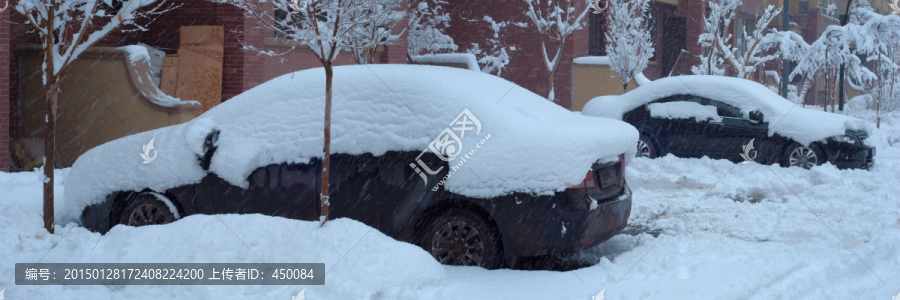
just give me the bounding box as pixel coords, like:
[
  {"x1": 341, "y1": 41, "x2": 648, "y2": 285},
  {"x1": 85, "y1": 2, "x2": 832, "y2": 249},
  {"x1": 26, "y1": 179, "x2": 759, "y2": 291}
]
[
  {"x1": 200, "y1": 130, "x2": 220, "y2": 171},
  {"x1": 748, "y1": 110, "x2": 764, "y2": 124}
]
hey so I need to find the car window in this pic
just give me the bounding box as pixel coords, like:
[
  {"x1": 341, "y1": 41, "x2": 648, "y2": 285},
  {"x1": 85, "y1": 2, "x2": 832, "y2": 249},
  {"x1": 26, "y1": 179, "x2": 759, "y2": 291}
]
[{"x1": 707, "y1": 100, "x2": 741, "y2": 118}]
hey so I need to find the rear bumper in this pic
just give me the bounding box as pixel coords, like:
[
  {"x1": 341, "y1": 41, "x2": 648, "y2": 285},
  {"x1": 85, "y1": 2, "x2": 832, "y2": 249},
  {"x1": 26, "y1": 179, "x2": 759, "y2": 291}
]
[{"x1": 502, "y1": 185, "x2": 632, "y2": 257}]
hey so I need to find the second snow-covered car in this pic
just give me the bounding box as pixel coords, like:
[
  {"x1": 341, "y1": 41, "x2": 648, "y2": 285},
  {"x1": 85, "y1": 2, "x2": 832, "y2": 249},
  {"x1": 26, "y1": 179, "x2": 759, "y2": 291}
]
[
  {"x1": 64, "y1": 65, "x2": 639, "y2": 269},
  {"x1": 583, "y1": 76, "x2": 875, "y2": 169}
]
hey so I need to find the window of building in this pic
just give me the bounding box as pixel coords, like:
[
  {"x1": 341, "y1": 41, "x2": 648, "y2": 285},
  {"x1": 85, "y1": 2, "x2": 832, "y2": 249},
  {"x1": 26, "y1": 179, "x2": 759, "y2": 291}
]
[
  {"x1": 736, "y1": 18, "x2": 755, "y2": 58},
  {"x1": 799, "y1": 0, "x2": 809, "y2": 13}
]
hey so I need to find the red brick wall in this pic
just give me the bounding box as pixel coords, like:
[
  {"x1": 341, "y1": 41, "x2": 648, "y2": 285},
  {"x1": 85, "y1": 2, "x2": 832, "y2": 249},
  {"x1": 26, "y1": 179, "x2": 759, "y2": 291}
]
[
  {"x1": 1, "y1": 9, "x2": 10, "y2": 171},
  {"x1": 444, "y1": 0, "x2": 587, "y2": 109}
]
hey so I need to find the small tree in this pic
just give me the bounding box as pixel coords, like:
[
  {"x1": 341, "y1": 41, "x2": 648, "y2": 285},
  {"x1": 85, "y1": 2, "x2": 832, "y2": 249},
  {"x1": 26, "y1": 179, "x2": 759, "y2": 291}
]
[
  {"x1": 218, "y1": 0, "x2": 376, "y2": 224},
  {"x1": 16, "y1": 0, "x2": 173, "y2": 233},
  {"x1": 604, "y1": 0, "x2": 653, "y2": 91},
  {"x1": 524, "y1": 0, "x2": 590, "y2": 102},
  {"x1": 851, "y1": 4, "x2": 900, "y2": 127},
  {"x1": 691, "y1": 0, "x2": 738, "y2": 76},
  {"x1": 408, "y1": 0, "x2": 457, "y2": 57},
  {"x1": 348, "y1": 0, "x2": 405, "y2": 64}
]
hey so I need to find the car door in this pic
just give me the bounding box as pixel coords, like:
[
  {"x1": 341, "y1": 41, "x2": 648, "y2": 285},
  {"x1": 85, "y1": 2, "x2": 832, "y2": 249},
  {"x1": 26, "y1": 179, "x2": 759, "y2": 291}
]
[
  {"x1": 191, "y1": 160, "x2": 319, "y2": 220},
  {"x1": 650, "y1": 95, "x2": 721, "y2": 158},
  {"x1": 704, "y1": 100, "x2": 769, "y2": 163},
  {"x1": 327, "y1": 151, "x2": 434, "y2": 236}
]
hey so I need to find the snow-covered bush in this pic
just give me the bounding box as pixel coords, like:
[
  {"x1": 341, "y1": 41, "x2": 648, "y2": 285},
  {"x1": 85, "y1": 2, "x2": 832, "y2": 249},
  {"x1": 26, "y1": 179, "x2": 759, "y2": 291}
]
[
  {"x1": 604, "y1": 0, "x2": 653, "y2": 90},
  {"x1": 408, "y1": 0, "x2": 458, "y2": 56}
]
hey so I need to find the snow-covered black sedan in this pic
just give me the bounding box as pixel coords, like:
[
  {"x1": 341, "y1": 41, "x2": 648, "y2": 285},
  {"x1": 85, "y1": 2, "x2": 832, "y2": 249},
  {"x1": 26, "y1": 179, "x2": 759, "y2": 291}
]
[
  {"x1": 583, "y1": 76, "x2": 875, "y2": 170},
  {"x1": 64, "y1": 65, "x2": 639, "y2": 269}
]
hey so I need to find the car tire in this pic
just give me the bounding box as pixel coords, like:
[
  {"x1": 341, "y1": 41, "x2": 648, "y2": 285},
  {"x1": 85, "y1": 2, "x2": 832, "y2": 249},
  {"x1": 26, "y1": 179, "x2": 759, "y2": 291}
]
[
  {"x1": 120, "y1": 193, "x2": 178, "y2": 227},
  {"x1": 636, "y1": 133, "x2": 658, "y2": 158},
  {"x1": 783, "y1": 143, "x2": 825, "y2": 169},
  {"x1": 421, "y1": 209, "x2": 503, "y2": 269}
]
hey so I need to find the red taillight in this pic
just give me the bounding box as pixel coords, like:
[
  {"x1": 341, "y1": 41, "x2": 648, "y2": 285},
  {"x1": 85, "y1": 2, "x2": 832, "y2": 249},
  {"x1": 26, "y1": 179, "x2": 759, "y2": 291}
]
[
  {"x1": 566, "y1": 170, "x2": 597, "y2": 190},
  {"x1": 620, "y1": 154, "x2": 626, "y2": 176}
]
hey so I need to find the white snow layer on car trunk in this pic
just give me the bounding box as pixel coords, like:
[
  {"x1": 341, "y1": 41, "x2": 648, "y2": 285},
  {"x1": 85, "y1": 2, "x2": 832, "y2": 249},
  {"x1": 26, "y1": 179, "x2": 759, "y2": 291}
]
[
  {"x1": 63, "y1": 65, "x2": 637, "y2": 223},
  {"x1": 582, "y1": 75, "x2": 873, "y2": 145}
]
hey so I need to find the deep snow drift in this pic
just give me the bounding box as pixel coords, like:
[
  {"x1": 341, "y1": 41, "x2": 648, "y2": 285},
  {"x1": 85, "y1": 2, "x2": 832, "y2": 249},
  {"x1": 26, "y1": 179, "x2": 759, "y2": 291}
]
[{"x1": 2, "y1": 120, "x2": 898, "y2": 299}]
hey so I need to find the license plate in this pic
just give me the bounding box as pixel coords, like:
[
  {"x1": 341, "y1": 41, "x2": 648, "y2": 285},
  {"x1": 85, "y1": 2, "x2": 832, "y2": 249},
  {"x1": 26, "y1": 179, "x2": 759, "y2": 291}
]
[{"x1": 598, "y1": 168, "x2": 617, "y2": 188}]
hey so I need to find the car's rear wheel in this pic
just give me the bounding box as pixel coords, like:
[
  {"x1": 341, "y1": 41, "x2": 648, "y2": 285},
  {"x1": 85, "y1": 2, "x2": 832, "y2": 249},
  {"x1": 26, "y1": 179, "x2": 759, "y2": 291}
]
[
  {"x1": 784, "y1": 143, "x2": 824, "y2": 169},
  {"x1": 636, "y1": 134, "x2": 658, "y2": 158},
  {"x1": 121, "y1": 193, "x2": 177, "y2": 227},
  {"x1": 421, "y1": 209, "x2": 503, "y2": 269}
]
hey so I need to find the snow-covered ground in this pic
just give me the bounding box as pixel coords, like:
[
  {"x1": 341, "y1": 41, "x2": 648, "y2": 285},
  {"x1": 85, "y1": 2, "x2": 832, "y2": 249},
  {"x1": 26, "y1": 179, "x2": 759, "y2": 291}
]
[{"x1": 2, "y1": 122, "x2": 899, "y2": 299}]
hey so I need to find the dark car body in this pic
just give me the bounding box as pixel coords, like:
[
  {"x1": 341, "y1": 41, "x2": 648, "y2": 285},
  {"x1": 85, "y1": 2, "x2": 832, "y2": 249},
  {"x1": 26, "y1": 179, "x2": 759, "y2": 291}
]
[
  {"x1": 624, "y1": 94, "x2": 874, "y2": 169},
  {"x1": 81, "y1": 150, "x2": 631, "y2": 265}
]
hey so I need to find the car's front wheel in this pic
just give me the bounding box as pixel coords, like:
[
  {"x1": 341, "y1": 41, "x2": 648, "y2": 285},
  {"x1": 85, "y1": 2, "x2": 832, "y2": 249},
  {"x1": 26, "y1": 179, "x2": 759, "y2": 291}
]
[
  {"x1": 784, "y1": 143, "x2": 824, "y2": 169},
  {"x1": 421, "y1": 209, "x2": 503, "y2": 269},
  {"x1": 636, "y1": 134, "x2": 658, "y2": 158},
  {"x1": 121, "y1": 193, "x2": 178, "y2": 227}
]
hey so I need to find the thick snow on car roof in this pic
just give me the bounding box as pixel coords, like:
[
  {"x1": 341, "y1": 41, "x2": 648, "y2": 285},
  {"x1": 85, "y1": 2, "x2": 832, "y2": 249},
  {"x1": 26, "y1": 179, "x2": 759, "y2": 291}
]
[
  {"x1": 582, "y1": 75, "x2": 873, "y2": 145},
  {"x1": 62, "y1": 65, "x2": 637, "y2": 223}
]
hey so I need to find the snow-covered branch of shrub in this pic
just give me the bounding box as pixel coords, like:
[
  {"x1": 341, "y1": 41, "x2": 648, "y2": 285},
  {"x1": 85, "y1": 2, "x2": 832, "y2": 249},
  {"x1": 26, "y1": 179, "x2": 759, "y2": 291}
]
[
  {"x1": 466, "y1": 16, "x2": 526, "y2": 76},
  {"x1": 408, "y1": 0, "x2": 457, "y2": 57},
  {"x1": 604, "y1": 0, "x2": 653, "y2": 91},
  {"x1": 349, "y1": 0, "x2": 406, "y2": 64},
  {"x1": 16, "y1": 0, "x2": 175, "y2": 82},
  {"x1": 849, "y1": 4, "x2": 900, "y2": 126},
  {"x1": 524, "y1": 0, "x2": 590, "y2": 101},
  {"x1": 691, "y1": 0, "x2": 739, "y2": 76}
]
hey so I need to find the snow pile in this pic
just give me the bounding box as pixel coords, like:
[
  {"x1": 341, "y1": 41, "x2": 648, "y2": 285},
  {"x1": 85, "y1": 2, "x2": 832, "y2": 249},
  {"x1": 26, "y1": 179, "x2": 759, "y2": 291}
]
[
  {"x1": 573, "y1": 56, "x2": 611, "y2": 65},
  {"x1": 64, "y1": 65, "x2": 637, "y2": 223},
  {"x1": 117, "y1": 45, "x2": 151, "y2": 65},
  {"x1": 1, "y1": 171, "x2": 444, "y2": 299},
  {"x1": 583, "y1": 75, "x2": 874, "y2": 145},
  {"x1": 411, "y1": 53, "x2": 480, "y2": 71},
  {"x1": 117, "y1": 45, "x2": 200, "y2": 108},
  {"x1": 648, "y1": 101, "x2": 721, "y2": 122},
  {"x1": 574, "y1": 56, "x2": 652, "y2": 86}
]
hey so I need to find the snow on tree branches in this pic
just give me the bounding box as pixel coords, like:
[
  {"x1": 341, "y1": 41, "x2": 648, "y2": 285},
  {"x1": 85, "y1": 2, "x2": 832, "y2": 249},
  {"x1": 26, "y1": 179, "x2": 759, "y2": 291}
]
[
  {"x1": 604, "y1": 0, "x2": 653, "y2": 91},
  {"x1": 691, "y1": 0, "x2": 781, "y2": 79},
  {"x1": 408, "y1": 0, "x2": 457, "y2": 56},
  {"x1": 349, "y1": 0, "x2": 406, "y2": 64},
  {"x1": 15, "y1": 0, "x2": 175, "y2": 233},
  {"x1": 466, "y1": 16, "x2": 526, "y2": 76},
  {"x1": 524, "y1": 0, "x2": 590, "y2": 102}
]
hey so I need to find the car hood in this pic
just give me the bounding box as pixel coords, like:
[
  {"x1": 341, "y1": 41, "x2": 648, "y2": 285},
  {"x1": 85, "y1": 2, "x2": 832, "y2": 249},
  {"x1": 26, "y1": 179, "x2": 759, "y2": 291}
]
[{"x1": 62, "y1": 65, "x2": 638, "y2": 224}]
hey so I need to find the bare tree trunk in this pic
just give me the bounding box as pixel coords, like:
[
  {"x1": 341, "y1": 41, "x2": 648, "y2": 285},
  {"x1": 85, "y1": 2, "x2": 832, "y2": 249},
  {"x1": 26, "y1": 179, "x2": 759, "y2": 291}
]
[
  {"x1": 547, "y1": 69, "x2": 555, "y2": 102},
  {"x1": 320, "y1": 62, "x2": 333, "y2": 226},
  {"x1": 43, "y1": 84, "x2": 58, "y2": 234}
]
